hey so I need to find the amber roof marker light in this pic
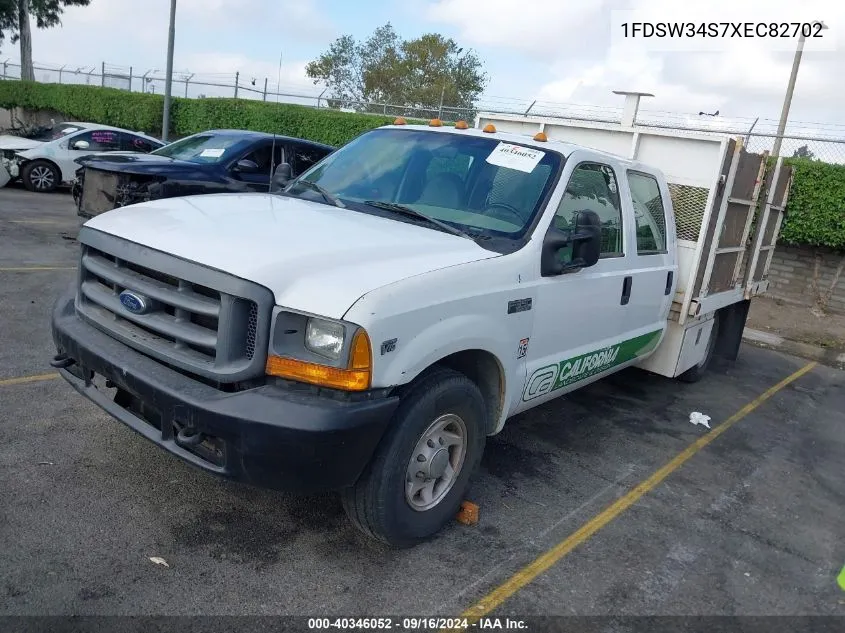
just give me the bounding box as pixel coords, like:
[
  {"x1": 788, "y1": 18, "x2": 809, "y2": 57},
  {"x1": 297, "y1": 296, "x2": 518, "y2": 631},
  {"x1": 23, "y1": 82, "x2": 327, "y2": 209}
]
[
  {"x1": 455, "y1": 120, "x2": 469, "y2": 129},
  {"x1": 533, "y1": 131, "x2": 548, "y2": 142},
  {"x1": 482, "y1": 123, "x2": 496, "y2": 133},
  {"x1": 429, "y1": 118, "x2": 444, "y2": 127},
  {"x1": 394, "y1": 117, "x2": 407, "y2": 126}
]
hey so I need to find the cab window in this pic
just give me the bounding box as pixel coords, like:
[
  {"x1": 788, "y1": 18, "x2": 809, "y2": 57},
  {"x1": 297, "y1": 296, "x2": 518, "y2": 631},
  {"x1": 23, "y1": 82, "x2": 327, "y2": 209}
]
[
  {"x1": 553, "y1": 162, "x2": 623, "y2": 261},
  {"x1": 627, "y1": 171, "x2": 668, "y2": 254}
]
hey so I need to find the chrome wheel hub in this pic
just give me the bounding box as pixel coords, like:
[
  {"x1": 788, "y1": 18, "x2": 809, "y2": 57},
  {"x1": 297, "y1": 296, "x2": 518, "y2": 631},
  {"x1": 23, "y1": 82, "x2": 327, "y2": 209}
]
[
  {"x1": 405, "y1": 413, "x2": 467, "y2": 512},
  {"x1": 31, "y1": 166, "x2": 54, "y2": 190}
]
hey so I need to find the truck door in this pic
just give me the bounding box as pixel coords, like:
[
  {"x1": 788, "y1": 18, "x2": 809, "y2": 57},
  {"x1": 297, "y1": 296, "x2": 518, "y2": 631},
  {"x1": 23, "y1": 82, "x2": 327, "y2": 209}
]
[
  {"x1": 515, "y1": 158, "x2": 641, "y2": 412},
  {"x1": 620, "y1": 169, "x2": 676, "y2": 344}
]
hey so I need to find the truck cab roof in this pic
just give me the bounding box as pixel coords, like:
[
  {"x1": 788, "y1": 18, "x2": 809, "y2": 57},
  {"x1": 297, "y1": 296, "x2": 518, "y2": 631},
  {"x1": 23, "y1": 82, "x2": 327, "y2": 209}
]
[{"x1": 380, "y1": 123, "x2": 660, "y2": 176}]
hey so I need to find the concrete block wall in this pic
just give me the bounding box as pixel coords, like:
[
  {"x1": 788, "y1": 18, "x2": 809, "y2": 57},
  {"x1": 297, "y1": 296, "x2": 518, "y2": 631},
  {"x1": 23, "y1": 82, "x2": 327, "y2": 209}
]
[{"x1": 767, "y1": 244, "x2": 845, "y2": 314}]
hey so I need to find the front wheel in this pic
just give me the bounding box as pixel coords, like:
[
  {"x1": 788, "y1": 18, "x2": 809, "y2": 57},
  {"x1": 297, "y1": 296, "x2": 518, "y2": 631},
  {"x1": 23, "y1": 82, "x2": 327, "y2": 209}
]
[
  {"x1": 22, "y1": 160, "x2": 60, "y2": 193},
  {"x1": 341, "y1": 367, "x2": 487, "y2": 547}
]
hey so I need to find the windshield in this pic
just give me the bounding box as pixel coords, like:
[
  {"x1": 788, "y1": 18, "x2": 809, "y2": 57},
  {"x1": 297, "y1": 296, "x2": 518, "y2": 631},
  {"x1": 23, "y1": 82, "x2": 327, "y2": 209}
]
[
  {"x1": 30, "y1": 123, "x2": 85, "y2": 142},
  {"x1": 289, "y1": 128, "x2": 562, "y2": 241},
  {"x1": 151, "y1": 133, "x2": 242, "y2": 163}
]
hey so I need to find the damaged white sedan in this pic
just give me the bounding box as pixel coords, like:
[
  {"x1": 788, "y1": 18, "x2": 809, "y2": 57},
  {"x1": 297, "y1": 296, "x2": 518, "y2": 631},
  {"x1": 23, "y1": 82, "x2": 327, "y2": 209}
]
[{"x1": 1, "y1": 122, "x2": 164, "y2": 192}]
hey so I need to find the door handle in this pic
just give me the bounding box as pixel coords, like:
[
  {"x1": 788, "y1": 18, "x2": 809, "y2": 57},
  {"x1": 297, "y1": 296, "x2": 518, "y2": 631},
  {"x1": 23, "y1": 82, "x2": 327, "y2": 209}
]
[
  {"x1": 664, "y1": 271, "x2": 674, "y2": 296},
  {"x1": 621, "y1": 276, "x2": 633, "y2": 305}
]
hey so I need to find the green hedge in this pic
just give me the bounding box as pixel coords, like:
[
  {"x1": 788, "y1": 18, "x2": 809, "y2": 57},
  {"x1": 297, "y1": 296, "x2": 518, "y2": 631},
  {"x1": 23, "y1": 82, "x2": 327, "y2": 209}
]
[
  {"x1": 778, "y1": 158, "x2": 845, "y2": 251},
  {"x1": 0, "y1": 80, "x2": 406, "y2": 146},
  {"x1": 0, "y1": 81, "x2": 163, "y2": 133}
]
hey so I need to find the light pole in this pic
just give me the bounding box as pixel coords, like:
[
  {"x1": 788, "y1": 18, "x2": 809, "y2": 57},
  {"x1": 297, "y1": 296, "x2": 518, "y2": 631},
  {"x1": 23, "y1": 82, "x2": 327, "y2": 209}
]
[
  {"x1": 161, "y1": 0, "x2": 178, "y2": 142},
  {"x1": 771, "y1": 21, "x2": 827, "y2": 157}
]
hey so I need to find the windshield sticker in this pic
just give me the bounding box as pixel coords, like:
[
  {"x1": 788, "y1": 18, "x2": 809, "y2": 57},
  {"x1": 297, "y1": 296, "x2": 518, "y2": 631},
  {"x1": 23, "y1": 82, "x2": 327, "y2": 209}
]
[
  {"x1": 199, "y1": 148, "x2": 226, "y2": 158},
  {"x1": 486, "y1": 142, "x2": 545, "y2": 173},
  {"x1": 522, "y1": 330, "x2": 662, "y2": 402},
  {"x1": 61, "y1": 127, "x2": 80, "y2": 135}
]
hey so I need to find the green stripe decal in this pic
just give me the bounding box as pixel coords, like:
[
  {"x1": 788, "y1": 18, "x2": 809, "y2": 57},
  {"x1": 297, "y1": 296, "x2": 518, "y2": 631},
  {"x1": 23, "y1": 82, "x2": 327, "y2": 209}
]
[
  {"x1": 523, "y1": 330, "x2": 662, "y2": 402},
  {"x1": 838, "y1": 564, "x2": 845, "y2": 591}
]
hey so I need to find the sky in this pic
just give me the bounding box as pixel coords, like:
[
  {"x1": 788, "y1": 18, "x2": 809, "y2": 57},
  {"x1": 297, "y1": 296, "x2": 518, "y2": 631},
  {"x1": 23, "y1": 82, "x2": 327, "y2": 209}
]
[{"x1": 3, "y1": 0, "x2": 844, "y2": 139}]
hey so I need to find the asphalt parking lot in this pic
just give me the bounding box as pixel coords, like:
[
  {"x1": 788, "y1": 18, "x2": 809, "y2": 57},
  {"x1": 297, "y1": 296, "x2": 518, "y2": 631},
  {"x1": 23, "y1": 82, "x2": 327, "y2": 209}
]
[{"x1": 1, "y1": 184, "x2": 844, "y2": 622}]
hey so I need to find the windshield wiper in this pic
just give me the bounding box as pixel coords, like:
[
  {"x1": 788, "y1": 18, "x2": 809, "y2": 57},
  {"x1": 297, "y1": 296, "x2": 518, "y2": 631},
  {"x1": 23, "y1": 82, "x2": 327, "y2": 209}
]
[
  {"x1": 289, "y1": 179, "x2": 345, "y2": 208},
  {"x1": 363, "y1": 201, "x2": 475, "y2": 241}
]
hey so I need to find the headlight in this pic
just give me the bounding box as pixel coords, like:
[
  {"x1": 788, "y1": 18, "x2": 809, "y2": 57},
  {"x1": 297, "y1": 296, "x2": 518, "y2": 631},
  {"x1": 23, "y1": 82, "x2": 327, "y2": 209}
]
[
  {"x1": 305, "y1": 318, "x2": 345, "y2": 360},
  {"x1": 265, "y1": 310, "x2": 372, "y2": 391}
]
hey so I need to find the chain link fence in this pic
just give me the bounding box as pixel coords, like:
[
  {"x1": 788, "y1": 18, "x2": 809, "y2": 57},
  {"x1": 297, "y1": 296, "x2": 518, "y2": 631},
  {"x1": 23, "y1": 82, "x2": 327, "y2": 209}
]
[{"x1": 2, "y1": 59, "x2": 843, "y2": 163}]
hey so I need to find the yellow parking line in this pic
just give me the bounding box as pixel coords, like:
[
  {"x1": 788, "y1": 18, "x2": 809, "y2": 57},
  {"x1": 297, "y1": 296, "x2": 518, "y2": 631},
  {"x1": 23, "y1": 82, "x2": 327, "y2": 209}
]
[
  {"x1": 449, "y1": 361, "x2": 817, "y2": 627},
  {"x1": 0, "y1": 373, "x2": 60, "y2": 387},
  {"x1": 0, "y1": 266, "x2": 76, "y2": 272}
]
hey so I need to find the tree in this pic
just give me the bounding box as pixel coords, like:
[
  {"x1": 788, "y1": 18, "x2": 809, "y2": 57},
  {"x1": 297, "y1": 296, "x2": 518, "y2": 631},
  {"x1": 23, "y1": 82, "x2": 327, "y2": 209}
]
[
  {"x1": 306, "y1": 22, "x2": 487, "y2": 118},
  {"x1": 0, "y1": 0, "x2": 91, "y2": 81},
  {"x1": 792, "y1": 144, "x2": 816, "y2": 160}
]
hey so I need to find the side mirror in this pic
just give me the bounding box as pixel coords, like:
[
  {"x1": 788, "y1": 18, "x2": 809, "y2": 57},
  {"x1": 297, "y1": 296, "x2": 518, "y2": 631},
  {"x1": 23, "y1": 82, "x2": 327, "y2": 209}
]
[
  {"x1": 234, "y1": 158, "x2": 260, "y2": 173},
  {"x1": 271, "y1": 162, "x2": 293, "y2": 191},
  {"x1": 72, "y1": 140, "x2": 90, "y2": 151},
  {"x1": 540, "y1": 210, "x2": 602, "y2": 277}
]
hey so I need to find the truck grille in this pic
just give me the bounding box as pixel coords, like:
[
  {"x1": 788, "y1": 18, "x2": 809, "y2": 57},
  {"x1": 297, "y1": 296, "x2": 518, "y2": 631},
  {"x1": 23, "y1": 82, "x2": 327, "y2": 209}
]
[{"x1": 76, "y1": 231, "x2": 273, "y2": 384}]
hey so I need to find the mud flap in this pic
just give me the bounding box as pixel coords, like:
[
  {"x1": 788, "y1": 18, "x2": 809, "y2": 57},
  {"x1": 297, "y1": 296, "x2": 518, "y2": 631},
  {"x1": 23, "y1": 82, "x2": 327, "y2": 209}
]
[{"x1": 714, "y1": 299, "x2": 751, "y2": 361}]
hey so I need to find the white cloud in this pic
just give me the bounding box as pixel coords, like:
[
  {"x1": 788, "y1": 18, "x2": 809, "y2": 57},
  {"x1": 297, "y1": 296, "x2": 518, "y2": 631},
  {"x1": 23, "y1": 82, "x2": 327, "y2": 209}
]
[
  {"x1": 427, "y1": 0, "x2": 609, "y2": 56},
  {"x1": 426, "y1": 0, "x2": 845, "y2": 126}
]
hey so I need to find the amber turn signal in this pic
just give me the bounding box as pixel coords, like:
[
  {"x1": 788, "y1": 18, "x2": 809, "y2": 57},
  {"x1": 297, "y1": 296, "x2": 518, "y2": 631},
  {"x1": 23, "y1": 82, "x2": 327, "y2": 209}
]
[{"x1": 266, "y1": 330, "x2": 372, "y2": 391}]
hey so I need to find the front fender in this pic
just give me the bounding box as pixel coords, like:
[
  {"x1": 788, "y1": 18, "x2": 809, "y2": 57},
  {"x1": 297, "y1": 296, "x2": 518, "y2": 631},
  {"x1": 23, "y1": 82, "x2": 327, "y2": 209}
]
[{"x1": 371, "y1": 313, "x2": 522, "y2": 431}]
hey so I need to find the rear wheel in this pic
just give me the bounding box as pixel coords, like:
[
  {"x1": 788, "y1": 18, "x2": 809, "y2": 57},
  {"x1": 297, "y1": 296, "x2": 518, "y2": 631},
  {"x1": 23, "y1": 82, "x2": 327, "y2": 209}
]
[
  {"x1": 678, "y1": 312, "x2": 720, "y2": 383},
  {"x1": 341, "y1": 367, "x2": 486, "y2": 547},
  {"x1": 22, "y1": 160, "x2": 60, "y2": 193}
]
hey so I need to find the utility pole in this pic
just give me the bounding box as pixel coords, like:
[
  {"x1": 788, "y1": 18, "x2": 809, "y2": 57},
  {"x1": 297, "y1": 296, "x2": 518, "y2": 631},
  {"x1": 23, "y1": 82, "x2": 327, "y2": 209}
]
[
  {"x1": 161, "y1": 0, "x2": 177, "y2": 142},
  {"x1": 772, "y1": 21, "x2": 827, "y2": 157}
]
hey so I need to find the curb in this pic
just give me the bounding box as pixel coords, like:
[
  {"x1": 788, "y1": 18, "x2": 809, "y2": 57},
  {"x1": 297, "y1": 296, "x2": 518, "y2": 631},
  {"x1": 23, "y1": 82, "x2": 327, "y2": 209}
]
[{"x1": 743, "y1": 328, "x2": 845, "y2": 370}]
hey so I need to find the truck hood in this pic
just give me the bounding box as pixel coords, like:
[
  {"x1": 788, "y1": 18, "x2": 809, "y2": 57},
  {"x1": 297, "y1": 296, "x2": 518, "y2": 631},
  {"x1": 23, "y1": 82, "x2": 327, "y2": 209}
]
[
  {"x1": 0, "y1": 135, "x2": 44, "y2": 151},
  {"x1": 82, "y1": 193, "x2": 499, "y2": 319}
]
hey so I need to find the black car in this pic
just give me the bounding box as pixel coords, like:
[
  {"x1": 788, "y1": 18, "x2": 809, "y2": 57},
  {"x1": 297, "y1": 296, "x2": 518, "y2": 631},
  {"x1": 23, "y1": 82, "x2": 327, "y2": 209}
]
[{"x1": 73, "y1": 129, "x2": 335, "y2": 219}]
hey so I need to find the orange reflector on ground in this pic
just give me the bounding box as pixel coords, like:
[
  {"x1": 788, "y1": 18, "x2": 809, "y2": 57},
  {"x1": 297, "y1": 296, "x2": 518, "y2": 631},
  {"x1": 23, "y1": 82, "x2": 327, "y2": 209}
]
[
  {"x1": 482, "y1": 124, "x2": 496, "y2": 133},
  {"x1": 456, "y1": 500, "x2": 479, "y2": 526}
]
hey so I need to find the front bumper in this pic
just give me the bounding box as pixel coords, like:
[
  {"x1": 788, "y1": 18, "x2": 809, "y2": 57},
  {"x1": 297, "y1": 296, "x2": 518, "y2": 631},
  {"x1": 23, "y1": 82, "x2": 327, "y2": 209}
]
[{"x1": 50, "y1": 288, "x2": 400, "y2": 492}]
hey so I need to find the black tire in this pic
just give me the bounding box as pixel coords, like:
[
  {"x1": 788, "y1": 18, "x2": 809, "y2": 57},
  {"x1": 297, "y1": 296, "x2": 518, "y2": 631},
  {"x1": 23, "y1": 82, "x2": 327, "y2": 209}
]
[
  {"x1": 341, "y1": 367, "x2": 487, "y2": 547},
  {"x1": 678, "y1": 312, "x2": 720, "y2": 383},
  {"x1": 22, "y1": 160, "x2": 60, "y2": 193}
]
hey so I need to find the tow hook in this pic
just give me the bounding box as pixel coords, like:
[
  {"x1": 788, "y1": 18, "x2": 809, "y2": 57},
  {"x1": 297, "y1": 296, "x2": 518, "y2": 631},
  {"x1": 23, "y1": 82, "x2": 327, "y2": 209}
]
[
  {"x1": 176, "y1": 426, "x2": 204, "y2": 447},
  {"x1": 50, "y1": 354, "x2": 75, "y2": 369}
]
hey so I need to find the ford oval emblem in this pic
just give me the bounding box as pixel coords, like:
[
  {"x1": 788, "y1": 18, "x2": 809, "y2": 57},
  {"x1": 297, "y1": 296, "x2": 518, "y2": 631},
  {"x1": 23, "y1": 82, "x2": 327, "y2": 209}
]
[{"x1": 119, "y1": 290, "x2": 149, "y2": 315}]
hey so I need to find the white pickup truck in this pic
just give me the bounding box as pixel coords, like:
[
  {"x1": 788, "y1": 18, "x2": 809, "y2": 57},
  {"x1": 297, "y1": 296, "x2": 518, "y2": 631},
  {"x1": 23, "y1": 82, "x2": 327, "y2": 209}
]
[{"x1": 50, "y1": 95, "x2": 792, "y2": 547}]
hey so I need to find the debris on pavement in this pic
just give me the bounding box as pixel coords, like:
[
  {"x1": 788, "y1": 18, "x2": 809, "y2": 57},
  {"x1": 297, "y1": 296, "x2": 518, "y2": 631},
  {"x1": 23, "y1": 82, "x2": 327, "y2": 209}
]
[
  {"x1": 689, "y1": 412, "x2": 711, "y2": 429},
  {"x1": 148, "y1": 557, "x2": 170, "y2": 568}
]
